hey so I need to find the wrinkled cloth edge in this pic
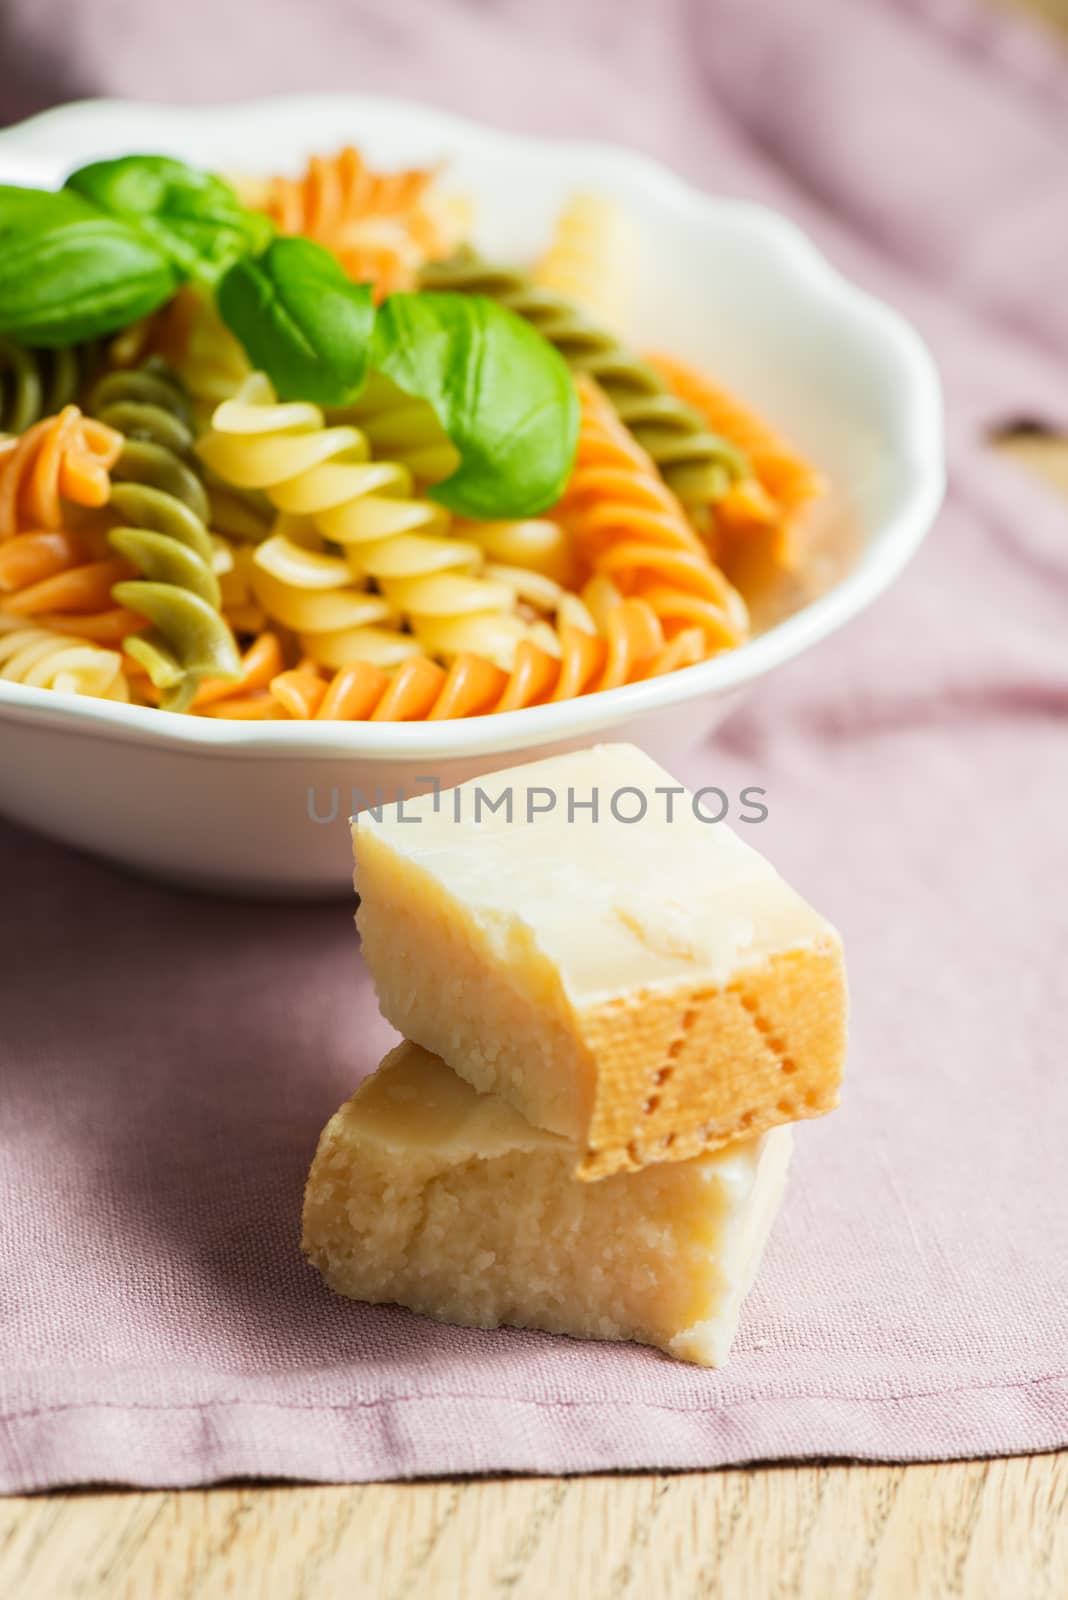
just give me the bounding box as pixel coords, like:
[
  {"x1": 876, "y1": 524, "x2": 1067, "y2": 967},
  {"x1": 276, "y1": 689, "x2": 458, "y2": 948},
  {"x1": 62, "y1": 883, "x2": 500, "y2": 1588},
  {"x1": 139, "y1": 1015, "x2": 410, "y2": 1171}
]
[{"x1": 3, "y1": 1380, "x2": 1067, "y2": 1492}]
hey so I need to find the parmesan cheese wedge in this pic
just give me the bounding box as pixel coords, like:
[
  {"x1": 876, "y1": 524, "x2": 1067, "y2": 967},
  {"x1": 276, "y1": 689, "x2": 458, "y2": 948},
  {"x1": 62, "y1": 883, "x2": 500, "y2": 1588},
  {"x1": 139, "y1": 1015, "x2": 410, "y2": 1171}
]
[
  {"x1": 302, "y1": 1041, "x2": 792, "y2": 1367},
  {"x1": 353, "y1": 744, "x2": 847, "y2": 1180}
]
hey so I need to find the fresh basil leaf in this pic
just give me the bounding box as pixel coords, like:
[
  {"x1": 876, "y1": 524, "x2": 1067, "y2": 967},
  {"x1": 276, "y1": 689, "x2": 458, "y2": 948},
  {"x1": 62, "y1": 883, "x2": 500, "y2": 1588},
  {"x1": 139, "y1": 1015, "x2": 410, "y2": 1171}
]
[
  {"x1": 0, "y1": 185, "x2": 100, "y2": 231},
  {"x1": 217, "y1": 237, "x2": 374, "y2": 407},
  {"x1": 66, "y1": 155, "x2": 273, "y2": 285},
  {"x1": 372, "y1": 293, "x2": 578, "y2": 519},
  {"x1": 0, "y1": 185, "x2": 179, "y2": 346}
]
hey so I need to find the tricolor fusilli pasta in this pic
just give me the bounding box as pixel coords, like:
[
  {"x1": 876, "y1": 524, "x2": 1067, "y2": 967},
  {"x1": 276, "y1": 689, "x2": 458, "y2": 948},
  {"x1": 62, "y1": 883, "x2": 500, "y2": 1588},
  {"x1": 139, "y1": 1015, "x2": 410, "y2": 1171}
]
[
  {"x1": 647, "y1": 352, "x2": 828, "y2": 547},
  {"x1": 155, "y1": 288, "x2": 253, "y2": 429},
  {"x1": 197, "y1": 373, "x2": 522, "y2": 671},
  {"x1": 206, "y1": 613, "x2": 702, "y2": 723},
  {"x1": 0, "y1": 143, "x2": 834, "y2": 723},
  {"x1": 562, "y1": 377, "x2": 748, "y2": 650}
]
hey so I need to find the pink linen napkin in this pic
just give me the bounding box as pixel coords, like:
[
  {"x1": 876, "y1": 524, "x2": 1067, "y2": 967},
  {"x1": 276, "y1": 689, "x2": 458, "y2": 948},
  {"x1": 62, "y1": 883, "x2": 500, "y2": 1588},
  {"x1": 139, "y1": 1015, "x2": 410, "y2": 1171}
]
[{"x1": 1, "y1": 0, "x2": 1067, "y2": 1489}]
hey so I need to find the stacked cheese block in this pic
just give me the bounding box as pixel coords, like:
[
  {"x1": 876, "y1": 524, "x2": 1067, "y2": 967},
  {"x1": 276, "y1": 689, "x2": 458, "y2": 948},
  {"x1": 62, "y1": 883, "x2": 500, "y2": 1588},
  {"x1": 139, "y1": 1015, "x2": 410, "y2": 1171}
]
[{"x1": 303, "y1": 745, "x2": 847, "y2": 1366}]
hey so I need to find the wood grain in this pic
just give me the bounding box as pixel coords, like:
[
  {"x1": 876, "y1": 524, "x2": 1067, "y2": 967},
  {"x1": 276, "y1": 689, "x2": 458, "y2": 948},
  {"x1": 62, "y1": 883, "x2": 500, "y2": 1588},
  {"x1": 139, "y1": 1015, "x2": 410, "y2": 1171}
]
[{"x1": 1, "y1": 1454, "x2": 1066, "y2": 1599}]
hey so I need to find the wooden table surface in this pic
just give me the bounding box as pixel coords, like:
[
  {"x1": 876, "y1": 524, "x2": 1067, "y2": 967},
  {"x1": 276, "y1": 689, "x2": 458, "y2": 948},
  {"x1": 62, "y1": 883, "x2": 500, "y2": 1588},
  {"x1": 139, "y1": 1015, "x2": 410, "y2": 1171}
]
[
  {"x1": 4, "y1": 2, "x2": 1068, "y2": 1591},
  {"x1": 1, "y1": 1454, "x2": 1066, "y2": 1599}
]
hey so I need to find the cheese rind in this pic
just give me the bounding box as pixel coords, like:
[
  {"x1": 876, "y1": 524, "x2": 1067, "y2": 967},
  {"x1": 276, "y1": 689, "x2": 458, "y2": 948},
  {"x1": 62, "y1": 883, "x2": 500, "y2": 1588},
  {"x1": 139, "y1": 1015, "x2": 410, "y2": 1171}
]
[
  {"x1": 302, "y1": 1041, "x2": 792, "y2": 1367},
  {"x1": 353, "y1": 744, "x2": 846, "y2": 1180}
]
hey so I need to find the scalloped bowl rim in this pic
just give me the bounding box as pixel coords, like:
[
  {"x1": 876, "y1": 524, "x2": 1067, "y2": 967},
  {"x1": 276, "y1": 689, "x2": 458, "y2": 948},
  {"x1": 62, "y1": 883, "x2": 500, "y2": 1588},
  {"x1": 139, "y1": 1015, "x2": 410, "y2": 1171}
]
[{"x1": 0, "y1": 94, "x2": 945, "y2": 763}]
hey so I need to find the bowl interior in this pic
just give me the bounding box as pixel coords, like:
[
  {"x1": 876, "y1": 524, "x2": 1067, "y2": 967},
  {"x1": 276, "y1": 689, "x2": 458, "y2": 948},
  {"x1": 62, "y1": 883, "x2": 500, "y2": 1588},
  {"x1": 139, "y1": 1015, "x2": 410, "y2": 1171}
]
[{"x1": 0, "y1": 96, "x2": 943, "y2": 758}]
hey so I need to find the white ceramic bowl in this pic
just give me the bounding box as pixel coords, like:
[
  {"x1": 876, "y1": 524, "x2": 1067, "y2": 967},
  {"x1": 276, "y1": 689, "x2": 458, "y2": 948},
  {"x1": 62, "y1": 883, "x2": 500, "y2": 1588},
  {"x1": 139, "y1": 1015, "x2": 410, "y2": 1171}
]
[{"x1": 0, "y1": 95, "x2": 944, "y2": 897}]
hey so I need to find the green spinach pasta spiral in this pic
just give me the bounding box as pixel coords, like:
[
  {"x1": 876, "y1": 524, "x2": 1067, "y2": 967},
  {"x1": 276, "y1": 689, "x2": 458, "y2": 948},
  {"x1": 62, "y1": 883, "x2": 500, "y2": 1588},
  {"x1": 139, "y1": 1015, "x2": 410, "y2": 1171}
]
[
  {"x1": 418, "y1": 252, "x2": 749, "y2": 513},
  {"x1": 86, "y1": 359, "x2": 241, "y2": 712},
  {"x1": 0, "y1": 337, "x2": 100, "y2": 435}
]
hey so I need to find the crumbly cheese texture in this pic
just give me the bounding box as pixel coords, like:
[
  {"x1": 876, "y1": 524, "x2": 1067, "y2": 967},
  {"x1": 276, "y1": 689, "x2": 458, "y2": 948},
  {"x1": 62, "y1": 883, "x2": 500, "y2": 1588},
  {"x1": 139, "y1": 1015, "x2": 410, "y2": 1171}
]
[
  {"x1": 353, "y1": 744, "x2": 847, "y2": 1180},
  {"x1": 302, "y1": 1042, "x2": 792, "y2": 1367}
]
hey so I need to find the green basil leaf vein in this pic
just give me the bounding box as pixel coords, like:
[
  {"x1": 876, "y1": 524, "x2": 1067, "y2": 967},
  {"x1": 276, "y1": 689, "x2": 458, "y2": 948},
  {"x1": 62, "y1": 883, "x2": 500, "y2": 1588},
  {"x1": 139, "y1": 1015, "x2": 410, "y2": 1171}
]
[
  {"x1": 65, "y1": 154, "x2": 273, "y2": 285},
  {"x1": 0, "y1": 186, "x2": 179, "y2": 346},
  {"x1": 371, "y1": 292, "x2": 578, "y2": 519},
  {"x1": 217, "y1": 236, "x2": 375, "y2": 408}
]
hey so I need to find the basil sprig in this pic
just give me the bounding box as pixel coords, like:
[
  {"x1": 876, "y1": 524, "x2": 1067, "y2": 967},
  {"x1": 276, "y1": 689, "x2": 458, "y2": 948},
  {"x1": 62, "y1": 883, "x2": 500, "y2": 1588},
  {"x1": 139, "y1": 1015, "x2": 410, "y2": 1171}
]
[
  {"x1": 0, "y1": 154, "x2": 580, "y2": 518},
  {"x1": 0, "y1": 153, "x2": 271, "y2": 346},
  {"x1": 213, "y1": 250, "x2": 577, "y2": 517},
  {"x1": 218, "y1": 238, "x2": 374, "y2": 408},
  {"x1": 0, "y1": 186, "x2": 179, "y2": 346},
  {"x1": 66, "y1": 155, "x2": 273, "y2": 285}
]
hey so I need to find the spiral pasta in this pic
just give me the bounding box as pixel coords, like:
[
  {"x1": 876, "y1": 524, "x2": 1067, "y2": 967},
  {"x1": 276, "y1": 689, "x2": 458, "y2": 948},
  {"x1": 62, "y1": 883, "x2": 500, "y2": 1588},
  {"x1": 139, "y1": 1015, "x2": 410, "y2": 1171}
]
[
  {"x1": 0, "y1": 537, "x2": 130, "y2": 624},
  {"x1": 214, "y1": 539, "x2": 268, "y2": 635},
  {"x1": 0, "y1": 160, "x2": 840, "y2": 727},
  {"x1": 419, "y1": 252, "x2": 748, "y2": 516},
  {"x1": 149, "y1": 290, "x2": 273, "y2": 539},
  {"x1": 86, "y1": 360, "x2": 241, "y2": 712},
  {"x1": 0, "y1": 338, "x2": 103, "y2": 435},
  {"x1": 533, "y1": 192, "x2": 635, "y2": 329},
  {"x1": 561, "y1": 376, "x2": 748, "y2": 650},
  {"x1": 0, "y1": 612, "x2": 129, "y2": 699},
  {"x1": 0, "y1": 405, "x2": 123, "y2": 539},
  {"x1": 454, "y1": 517, "x2": 575, "y2": 587},
  {"x1": 203, "y1": 591, "x2": 703, "y2": 722},
  {"x1": 197, "y1": 373, "x2": 521, "y2": 672},
  {"x1": 239, "y1": 147, "x2": 468, "y2": 298},
  {"x1": 154, "y1": 287, "x2": 253, "y2": 426},
  {"x1": 327, "y1": 373, "x2": 459, "y2": 487},
  {"x1": 647, "y1": 352, "x2": 828, "y2": 546},
  {"x1": 0, "y1": 529, "x2": 90, "y2": 597}
]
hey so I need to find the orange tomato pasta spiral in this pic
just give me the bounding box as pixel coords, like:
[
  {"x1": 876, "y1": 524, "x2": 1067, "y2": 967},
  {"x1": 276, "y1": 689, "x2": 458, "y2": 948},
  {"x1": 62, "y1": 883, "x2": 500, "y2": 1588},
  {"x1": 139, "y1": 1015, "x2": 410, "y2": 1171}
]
[
  {"x1": 201, "y1": 575, "x2": 706, "y2": 723},
  {"x1": 560, "y1": 377, "x2": 748, "y2": 651},
  {"x1": 239, "y1": 147, "x2": 468, "y2": 298},
  {"x1": 0, "y1": 406, "x2": 123, "y2": 539}
]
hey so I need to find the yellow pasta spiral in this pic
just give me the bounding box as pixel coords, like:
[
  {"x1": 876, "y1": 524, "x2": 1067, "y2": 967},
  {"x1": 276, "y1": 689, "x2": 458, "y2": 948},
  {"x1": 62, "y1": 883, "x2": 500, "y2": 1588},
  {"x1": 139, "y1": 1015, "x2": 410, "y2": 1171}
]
[
  {"x1": 0, "y1": 613, "x2": 129, "y2": 699},
  {"x1": 196, "y1": 374, "x2": 520, "y2": 671},
  {"x1": 534, "y1": 192, "x2": 636, "y2": 330},
  {"x1": 454, "y1": 517, "x2": 575, "y2": 586},
  {"x1": 156, "y1": 287, "x2": 253, "y2": 427},
  {"x1": 327, "y1": 373, "x2": 458, "y2": 486}
]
